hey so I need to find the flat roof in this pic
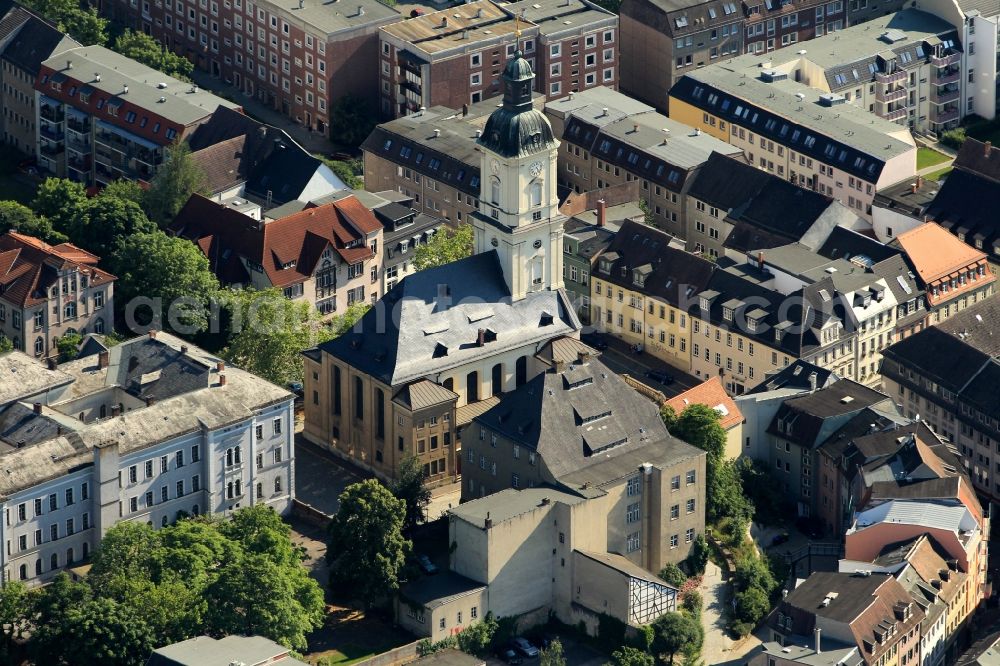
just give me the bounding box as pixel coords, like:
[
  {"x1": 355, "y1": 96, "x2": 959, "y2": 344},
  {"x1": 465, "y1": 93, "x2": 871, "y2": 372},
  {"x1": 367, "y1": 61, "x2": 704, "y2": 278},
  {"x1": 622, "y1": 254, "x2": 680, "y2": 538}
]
[
  {"x1": 502, "y1": 0, "x2": 616, "y2": 36},
  {"x1": 381, "y1": 1, "x2": 524, "y2": 55},
  {"x1": 450, "y1": 487, "x2": 586, "y2": 526},
  {"x1": 274, "y1": 0, "x2": 399, "y2": 36}
]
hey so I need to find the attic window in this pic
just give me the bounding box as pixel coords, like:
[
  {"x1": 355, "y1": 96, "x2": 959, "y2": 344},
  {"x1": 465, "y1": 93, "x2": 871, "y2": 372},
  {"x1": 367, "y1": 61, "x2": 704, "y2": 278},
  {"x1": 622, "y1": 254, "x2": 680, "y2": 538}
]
[
  {"x1": 566, "y1": 376, "x2": 594, "y2": 390},
  {"x1": 281, "y1": 261, "x2": 296, "y2": 269},
  {"x1": 433, "y1": 343, "x2": 448, "y2": 358},
  {"x1": 599, "y1": 260, "x2": 611, "y2": 274},
  {"x1": 632, "y1": 270, "x2": 646, "y2": 287},
  {"x1": 699, "y1": 297, "x2": 711, "y2": 311},
  {"x1": 775, "y1": 328, "x2": 783, "y2": 342},
  {"x1": 747, "y1": 317, "x2": 758, "y2": 332},
  {"x1": 539, "y1": 312, "x2": 554, "y2": 326},
  {"x1": 723, "y1": 307, "x2": 733, "y2": 322}
]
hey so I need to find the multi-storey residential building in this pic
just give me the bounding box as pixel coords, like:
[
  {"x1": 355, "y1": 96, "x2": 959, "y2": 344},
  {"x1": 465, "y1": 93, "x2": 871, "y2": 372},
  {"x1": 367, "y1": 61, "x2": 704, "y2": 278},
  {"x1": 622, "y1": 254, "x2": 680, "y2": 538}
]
[
  {"x1": 893, "y1": 223, "x2": 995, "y2": 326},
  {"x1": 302, "y1": 50, "x2": 583, "y2": 485},
  {"x1": 685, "y1": 151, "x2": 857, "y2": 258},
  {"x1": 464, "y1": 351, "x2": 707, "y2": 567},
  {"x1": 665, "y1": 377, "x2": 744, "y2": 458},
  {"x1": 544, "y1": 86, "x2": 742, "y2": 237},
  {"x1": 0, "y1": 232, "x2": 115, "y2": 358},
  {"x1": 0, "y1": 5, "x2": 78, "y2": 153},
  {"x1": 34, "y1": 46, "x2": 239, "y2": 185},
  {"x1": 870, "y1": 174, "x2": 939, "y2": 243},
  {"x1": 754, "y1": 571, "x2": 925, "y2": 666},
  {"x1": 172, "y1": 193, "x2": 383, "y2": 313},
  {"x1": 880, "y1": 297, "x2": 1000, "y2": 499},
  {"x1": 370, "y1": 196, "x2": 447, "y2": 293},
  {"x1": 378, "y1": 0, "x2": 617, "y2": 118},
  {"x1": 361, "y1": 102, "x2": 490, "y2": 225},
  {"x1": 399, "y1": 487, "x2": 680, "y2": 642},
  {"x1": 0, "y1": 331, "x2": 295, "y2": 585},
  {"x1": 99, "y1": 0, "x2": 400, "y2": 136},
  {"x1": 669, "y1": 50, "x2": 919, "y2": 220},
  {"x1": 619, "y1": 0, "x2": 847, "y2": 111},
  {"x1": 590, "y1": 220, "x2": 714, "y2": 373}
]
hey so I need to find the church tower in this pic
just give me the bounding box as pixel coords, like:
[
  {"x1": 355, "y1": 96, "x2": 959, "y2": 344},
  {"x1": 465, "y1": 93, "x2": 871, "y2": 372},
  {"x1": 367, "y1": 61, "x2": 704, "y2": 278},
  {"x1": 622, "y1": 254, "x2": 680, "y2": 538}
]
[{"x1": 472, "y1": 46, "x2": 564, "y2": 301}]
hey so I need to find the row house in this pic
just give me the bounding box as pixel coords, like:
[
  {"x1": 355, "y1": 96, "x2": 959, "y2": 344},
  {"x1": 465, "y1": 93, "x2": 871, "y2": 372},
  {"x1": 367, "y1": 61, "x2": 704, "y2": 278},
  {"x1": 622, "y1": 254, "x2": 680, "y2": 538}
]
[
  {"x1": 0, "y1": 332, "x2": 295, "y2": 585},
  {"x1": 0, "y1": 4, "x2": 78, "y2": 153},
  {"x1": 543, "y1": 86, "x2": 743, "y2": 238},
  {"x1": 378, "y1": 0, "x2": 617, "y2": 119},
  {"x1": 880, "y1": 297, "x2": 1000, "y2": 501},
  {"x1": 34, "y1": 46, "x2": 238, "y2": 186},
  {"x1": 0, "y1": 232, "x2": 115, "y2": 358},
  {"x1": 171, "y1": 193, "x2": 383, "y2": 314},
  {"x1": 99, "y1": 0, "x2": 400, "y2": 136}
]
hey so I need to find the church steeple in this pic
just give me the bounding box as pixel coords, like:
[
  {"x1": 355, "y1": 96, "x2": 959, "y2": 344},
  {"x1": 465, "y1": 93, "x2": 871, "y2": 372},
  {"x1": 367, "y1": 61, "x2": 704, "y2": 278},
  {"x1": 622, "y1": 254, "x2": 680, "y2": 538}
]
[{"x1": 472, "y1": 47, "x2": 564, "y2": 301}]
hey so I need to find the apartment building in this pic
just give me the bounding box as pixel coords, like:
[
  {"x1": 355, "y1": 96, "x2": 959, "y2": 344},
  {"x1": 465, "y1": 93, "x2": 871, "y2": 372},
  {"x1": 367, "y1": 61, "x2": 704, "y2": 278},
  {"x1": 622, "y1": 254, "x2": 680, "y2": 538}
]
[
  {"x1": 880, "y1": 297, "x2": 1000, "y2": 500},
  {"x1": 685, "y1": 151, "x2": 858, "y2": 258},
  {"x1": 669, "y1": 51, "x2": 918, "y2": 220},
  {"x1": 618, "y1": 0, "x2": 846, "y2": 111},
  {"x1": 100, "y1": 0, "x2": 400, "y2": 136},
  {"x1": 0, "y1": 4, "x2": 78, "y2": 153},
  {"x1": 755, "y1": 571, "x2": 924, "y2": 666},
  {"x1": 544, "y1": 86, "x2": 742, "y2": 237},
  {"x1": 0, "y1": 331, "x2": 295, "y2": 585},
  {"x1": 378, "y1": 0, "x2": 617, "y2": 118},
  {"x1": 34, "y1": 46, "x2": 239, "y2": 185},
  {"x1": 893, "y1": 223, "x2": 995, "y2": 326},
  {"x1": 665, "y1": 377, "x2": 744, "y2": 458},
  {"x1": 870, "y1": 174, "x2": 940, "y2": 243},
  {"x1": 361, "y1": 102, "x2": 490, "y2": 224},
  {"x1": 370, "y1": 197, "x2": 447, "y2": 293},
  {"x1": 0, "y1": 232, "x2": 115, "y2": 358},
  {"x1": 172, "y1": 193, "x2": 383, "y2": 313},
  {"x1": 302, "y1": 50, "x2": 583, "y2": 485},
  {"x1": 590, "y1": 220, "x2": 714, "y2": 373}
]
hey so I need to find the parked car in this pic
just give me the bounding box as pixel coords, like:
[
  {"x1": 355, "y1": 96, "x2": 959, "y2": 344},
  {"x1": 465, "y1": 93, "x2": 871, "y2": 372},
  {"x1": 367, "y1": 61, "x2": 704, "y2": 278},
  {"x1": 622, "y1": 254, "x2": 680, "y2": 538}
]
[
  {"x1": 415, "y1": 554, "x2": 438, "y2": 575},
  {"x1": 771, "y1": 532, "x2": 790, "y2": 546},
  {"x1": 581, "y1": 332, "x2": 609, "y2": 351},
  {"x1": 512, "y1": 637, "x2": 539, "y2": 658},
  {"x1": 497, "y1": 646, "x2": 523, "y2": 664},
  {"x1": 795, "y1": 516, "x2": 824, "y2": 539},
  {"x1": 645, "y1": 369, "x2": 674, "y2": 385}
]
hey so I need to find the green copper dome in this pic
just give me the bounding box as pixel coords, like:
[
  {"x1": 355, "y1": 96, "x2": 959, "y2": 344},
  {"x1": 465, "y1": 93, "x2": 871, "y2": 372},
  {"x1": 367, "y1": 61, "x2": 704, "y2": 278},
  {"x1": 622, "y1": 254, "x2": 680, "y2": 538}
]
[{"x1": 478, "y1": 49, "x2": 556, "y2": 159}]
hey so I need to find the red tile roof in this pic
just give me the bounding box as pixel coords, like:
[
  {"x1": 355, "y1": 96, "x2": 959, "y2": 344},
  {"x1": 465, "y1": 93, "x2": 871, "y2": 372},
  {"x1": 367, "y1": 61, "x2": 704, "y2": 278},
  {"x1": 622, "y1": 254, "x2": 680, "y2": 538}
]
[
  {"x1": 172, "y1": 194, "x2": 381, "y2": 289},
  {"x1": 0, "y1": 232, "x2": 116, "y2": 308},
  {"x1": 665, "y1": 376, "x2": 743, "y2": 430}
]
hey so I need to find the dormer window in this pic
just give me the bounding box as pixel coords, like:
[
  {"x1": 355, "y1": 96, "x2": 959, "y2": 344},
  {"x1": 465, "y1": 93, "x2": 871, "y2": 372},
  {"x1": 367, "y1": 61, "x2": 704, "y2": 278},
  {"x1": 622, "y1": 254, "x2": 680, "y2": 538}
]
[
  {"x1": 599, "y1": 260, "x2": 611, "y2": 274},
  {"x1": 775, "y1": 328, "x2": 783, "y2": 342},
  {"x1": 620, "y1": 266, "x2": 627, "y2": 277},
  {"x1": 723, "y1": 307, "x2": 733, "y2": 321},
  {"x1": 747, "y1": 317, "x2": 758, "y2": 332},
  {"x1": 700, "y1": 297, "x2": 710, "y2": 311}
]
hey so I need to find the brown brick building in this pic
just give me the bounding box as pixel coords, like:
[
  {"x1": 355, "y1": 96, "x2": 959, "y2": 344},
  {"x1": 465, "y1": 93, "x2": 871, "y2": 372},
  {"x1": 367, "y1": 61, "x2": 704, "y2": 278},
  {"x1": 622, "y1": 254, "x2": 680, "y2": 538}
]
[
  {"x1": 99, "y1": 0, "x2": 400, "y2": 137},
  {"x1": 378, "y1": 0, "x2": 617, "y2": 119}
]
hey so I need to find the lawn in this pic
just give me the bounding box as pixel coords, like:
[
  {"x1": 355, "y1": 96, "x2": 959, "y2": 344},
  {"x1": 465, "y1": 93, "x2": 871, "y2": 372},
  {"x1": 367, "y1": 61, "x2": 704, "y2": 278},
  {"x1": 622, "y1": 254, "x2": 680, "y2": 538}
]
[
  {"x1": 0, "y1": 148, "x2": 37, "y2": 204},
  {"x1": 916, "y1": 147, "x2": 950, "y2": 170},
  {"x1": 304, "y1": 606, "x2": 415, "y2": 666},
  {"x1": 924, "y1": 166, "x2": 953, "y2": 182}
]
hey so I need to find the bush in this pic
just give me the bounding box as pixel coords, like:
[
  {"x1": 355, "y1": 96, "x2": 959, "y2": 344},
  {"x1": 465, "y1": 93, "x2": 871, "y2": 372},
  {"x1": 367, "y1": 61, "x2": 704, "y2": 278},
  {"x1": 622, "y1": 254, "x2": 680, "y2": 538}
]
[
  {"x1": 940, "y1": 127, "x2": 967, "y2": 149},
  {"x1": 734, "y1": 586, "x2": 770, "y2": 627},
  {"x1": 686, "y1": 534, "x2": 710, "y2": 575},
  {"x1": 658, "y1": 563, "x2": 687, "y2": 588},
  {"x1": 731, "y1": 621, "x2": 755, "y2": 638},
  {"x1": 597, "y1": 613, "x2": 628, "y2": 654},
  {"x1": 681, "y1": 590, "x2": 703, "y2": 619}
]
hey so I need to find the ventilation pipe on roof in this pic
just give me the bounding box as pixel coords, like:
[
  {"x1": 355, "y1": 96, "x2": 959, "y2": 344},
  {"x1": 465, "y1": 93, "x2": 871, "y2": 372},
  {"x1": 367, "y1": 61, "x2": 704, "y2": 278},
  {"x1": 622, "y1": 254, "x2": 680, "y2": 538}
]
[
  {"x1": 122, "y1": 84, "x2": 129, "y2": 94},
  {"x1": 476, "y1": 7, "x2": 482, "y2": 17},
  {"x1": 66, "y1": 59, "x2": 73, "y2": 70},
  {"x1": 357, "y1": 4, "x2": 364, "y2": 15},
  {"x1": 986, "y1": 141, "x2": 993, "y2": 157},
  {"x1": 98, "y1": 350, "x2": 110, "y2": 369},
  {"x1": 33, "y1": 402, "x2": 42, "y2": 415},
  {"x1": 219, "y1": 373, "x2": 227, "y2": 387},
  {"x1": 95, "y1": 73, "x2": 101, "y2": 82},
  {"x1": 601, "y1": 107, "x2": 608, "y2": 116},
  {"x1": 597, "y1": 198, "x2": 606, "y2": 227},
  {"x1": 484, "y1": 511, "x2": 492, "y2": 529},
  {"x1": 433, "y1": 128, "x2": 441, "y2": 137},
  {"x1": 814, "y1": 628, "x2": 821, "y2": 654},
  {"x1": 475, "y1": 129, "x2": 482, "y2": 137},
  {"x1": 441, "y1": 16, "x2": 448, "y2": 27},
  {"x1": 217, "y1": 360, "x2": 226, "y2": 372},
  {"x1": 148, "y1": 329, "x2": 158, "y2": 340}
]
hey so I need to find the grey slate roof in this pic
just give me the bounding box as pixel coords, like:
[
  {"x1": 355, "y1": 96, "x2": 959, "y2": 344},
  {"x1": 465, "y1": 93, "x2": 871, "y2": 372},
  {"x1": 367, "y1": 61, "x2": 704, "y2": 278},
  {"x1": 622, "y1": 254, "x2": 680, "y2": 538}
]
[
  {"x1": 393, "y1": 379, "x2": 458, "y2": 411},
  {"x1": 924, "y1": 139, "x2": 1000, "y2": 254},
  {"x1": 745, "y1": 360, "x2": 838, "y2": 395},
  {"x1": 0, "y1": 351, "x2": 74, "y2": 406},
  {"x1": 767, "y1": 380, "x2": 892, "y2": 448},
  {"x1": 316, "y1": 251, "x2": 581, "y2": 387},
  {"x1": 400, "y1": 571, "x2": 486, "y2": 609},
  {"x1": 450, "y1": 486, "x2": 587, "y2": 526},
  {"x1": 275, "y1": 0, "x2": 398, "y2": 36},
  {"x1": 0, "y1": 9, "x2": 78, "y2": 76}
]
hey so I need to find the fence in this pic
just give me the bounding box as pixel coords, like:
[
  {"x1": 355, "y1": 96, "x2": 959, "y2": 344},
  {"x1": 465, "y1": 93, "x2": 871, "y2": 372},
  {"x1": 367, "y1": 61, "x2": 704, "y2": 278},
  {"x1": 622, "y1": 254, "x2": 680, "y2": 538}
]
[
  {"x1": 292, "y1": 499, "x2": 332, "y2": 529},
  {"x1": 347, "y1": 640, "x2": 422, "y2": 666}
]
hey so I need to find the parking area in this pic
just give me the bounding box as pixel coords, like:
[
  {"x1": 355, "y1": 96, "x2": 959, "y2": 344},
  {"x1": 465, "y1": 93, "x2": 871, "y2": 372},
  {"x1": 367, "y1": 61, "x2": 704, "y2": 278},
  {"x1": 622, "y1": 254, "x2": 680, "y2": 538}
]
[
  {"x1": 583, "y1": 332, "x2": 702, "y2": 401},
  {"x1": 294, "y1": 436, "x2": 367, "y2": 516},
  {"x1": 484, "y1": 636, "x2": 606, "y2": 666}
]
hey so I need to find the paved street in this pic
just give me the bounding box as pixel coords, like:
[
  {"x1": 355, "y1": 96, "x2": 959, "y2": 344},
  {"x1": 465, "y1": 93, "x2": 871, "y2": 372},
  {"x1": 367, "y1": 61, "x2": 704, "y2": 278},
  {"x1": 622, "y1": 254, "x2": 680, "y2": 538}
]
[
  {"x1": 295, "y1": 437, "x2": 366, "y2": 516},
  {"x1": 698, "y1": 561, "x2": 762, "y2": 666}
]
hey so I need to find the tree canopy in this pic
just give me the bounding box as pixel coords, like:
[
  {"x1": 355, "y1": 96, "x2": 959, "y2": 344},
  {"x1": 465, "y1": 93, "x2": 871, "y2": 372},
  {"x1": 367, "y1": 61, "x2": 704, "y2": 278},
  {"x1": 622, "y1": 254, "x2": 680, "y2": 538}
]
[
  {"x1": 79, "y1": 196, "x2": 157, "y2": 257},
  {"x1": 0, "y1": 201, "x2": 67, "y2": 243},
  {"x1": 22, "y1": 0, "x2": 108, "y2": 44},
  {"x1": 32, "y1": 177, "x2": 89, "y2": 234},
  {"x1": 143, "y1": 140, "x2": 208, "y2": 226},
  {"x1": 391, "y1": 455, "x2": 432, "y2": 534},
  {"x1": 329, "y1": 95, "x2": 378, "y2": 147},
  {"x1": 652, "y1": 612, "x2": 702, "y2": 665},
  {"x1": 114, "y1": 30, "x2": 194, "y2": 81},
  {"x1": 413, "y1": 224, "x2": 473, "y2": 271},
  {"x1": 327, "y1": 479, "x2": 410, "y2": 609},
  {"x1": 540, "y1": 639, "x2": 567, "y2": 666},
  {"x1": 607, "y1": 646, "x2": 655, "y2": 666}
]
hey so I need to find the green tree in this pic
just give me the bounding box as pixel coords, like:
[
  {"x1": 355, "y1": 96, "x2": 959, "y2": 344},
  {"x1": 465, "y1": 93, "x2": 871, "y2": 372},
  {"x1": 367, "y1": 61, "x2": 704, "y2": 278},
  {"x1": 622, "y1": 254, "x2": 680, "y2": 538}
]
[
  {"x1": 329, "y1": 302, "x2": 370, "y2": 337},
  {"x1": 80, "y1": 196, "x2": 157, "y2": 257},
  {"x1": 34, "y1": 596, "x2": 155, "y2": 666},
  {"x1": 681, "y1": 590, "x2": 703, "y2": 619},
  {"x1": 114, "y1": 30, "x2": 194, "y2": 80},
  {"x1": 652, "y1": 613, "x2": 702, "y2": 665},
  {"x1": 456, "y1": 613, "x2": 498, "y2": 657},
  {"x1": 0, "y1": 201, "x2": 67, "y2": 243},
  {"x1": 316, "y1": 155, "x2": 363, "y2": 190},
  {"x1": 391, "y1": 455, "x2": 432, "y2": 534},
  {"x1": 672, "y1": 404, "x2": 726, "y2": 460},
  {"x1": 0, "y1": 582, "x2": 35, "y2": 657},
  {"x1": 109, "y1": 231, "x2": 219, "y2": 332},
  {"x1": 733, "y1": 586, "x2": 770, "y2": 629},
  {"x1": 32, "y1": 177, "x2": 89, "y2": 235},
  {"x1": 329, "y1": 95, "x2": 377, "y2": 147},
  {"x1": 685, "y1": 534, "x2": 709, "y2": 576},
  {"x1": 222, "y1": 289, "x2": 333, "y2": 386},
  {"x1": 658, "y1": 563, "x2": 687, "y2": 588},
  {"x1": 100, "y1": 179, "x2": 147, "y2": 207},
  {"x1": 327, "y1": 479, "x2": 410, "y2": 609},
  {"x1": 607, "y1": 646, "x2": 654, "y2": 666},
  {"x1": 733, "y1": 556, "x2": 777, "y2": 597},
  {"x1": 413, "y1": 224, "x2": 473, "y2": 271},
  {"x1": 22, "y1": 0, "x2": 108, "y2": 44},
  {"x1": 659, "y1": 403, "x2": 677, "y2": 431},
  {"x1": 56, "y1": 331, "x2": 82, "y2": 362},
  {"x1": 540, "y1": 639, "x2": 566, "y2": 666},
  {"x1": 144, "y1": 140, "x2": 208, "y2": 226}
]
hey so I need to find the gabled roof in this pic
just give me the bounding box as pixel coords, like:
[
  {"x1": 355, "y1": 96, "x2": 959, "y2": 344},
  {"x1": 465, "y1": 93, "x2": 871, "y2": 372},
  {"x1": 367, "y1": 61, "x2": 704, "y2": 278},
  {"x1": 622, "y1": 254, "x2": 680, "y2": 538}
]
[
  {"x1": 171, "y1": 193, "x2": 379, "y2": 288},
  {"x1": 392, "y1": 379, "x2": 458, "y2": 411},
  {"x1": 0, "y1": 232, "x2": 116, "y2": 308},
  {"x1": 894, "y1": 223, "x2": 990, "y2": 284},
  {"x1": 0, "y1": 7, "x2": 78, "y2": 76},
  {"x1": 767, "y1": 380, "x2": 890, "y2": 448},
  {"x1": 745, "y1": 360, "x2": 838, "y2": 395},
  {"x1": 665, "y1": 377, "x2": 742, "y2": 430}
]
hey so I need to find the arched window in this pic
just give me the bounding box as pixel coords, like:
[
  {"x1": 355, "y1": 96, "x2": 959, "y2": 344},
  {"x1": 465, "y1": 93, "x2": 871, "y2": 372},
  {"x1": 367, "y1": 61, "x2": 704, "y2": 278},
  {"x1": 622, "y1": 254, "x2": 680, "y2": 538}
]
[
  {"x1": 274, "y1": 477, "x2": 282, "y2": 493},
  {"x1": 19, "y1": 564, "x2": 27, "y2": 580},
  {"x1": 257, "y1": 482, "x2": 263, "y2": 500},
  {"x1": 33, "y1": 337, "x2": 44, "y2": 356},
  {"x1": 443, "y1": 377, "x2": 454, "y2": 392},
  {"x1": 530, "y1": 181, "x2": 542, "y2": 207},
  {"x1": 490, "y1": 177, "x2": 501, "y2": 205},
  {"x1": 227, "y1": 481, "x2": 234, "y2": 499},
  {"x1": 64, "y1": 302, "x2": 76, "y2": 319},
  {"x1": 49, "y1": 553, "x2": 58, "y2": 571},
  {"x1": 491, "y1": 363, "x2": 503, "y2": 396},
  {"x1": 99, "y1": 404, "x2": 106, "y2": 418},
  {"x1": 192, "y1": 504, "x2": 200, "y2": 516},
  {"x1": 225, "y1": 448, "x2": 233, "y2": 466},
  {"x1": 12, "y1": 337, "x2": 20, "y2": 351},
  {"x1": 161, "y1": 515, "x2": 168, "y2": 527},
  {"x1": 234, "y1": 445, "x2": 242, "y2": 465},
  {"x1": 34, "y1": 559, "x2": 41, "y2": 576},
  {"x1": 466, "y1": 371, "x2": 479, "y2": 403},
  {"x1": 82, "y1": 542, "x2": 89, "y2": 559},
  {"x1": 354, "y1": 376, "x2": 364, "y2": 420},
  {"x1": 516, "y1": 356, "x2": 528, "y2": 387},
  {"x1": 66, "y1": 548, "x2": 74, "y2": 565},
  {"x1": 94, "y1": 318, "x2": 105, "y2": 334}
]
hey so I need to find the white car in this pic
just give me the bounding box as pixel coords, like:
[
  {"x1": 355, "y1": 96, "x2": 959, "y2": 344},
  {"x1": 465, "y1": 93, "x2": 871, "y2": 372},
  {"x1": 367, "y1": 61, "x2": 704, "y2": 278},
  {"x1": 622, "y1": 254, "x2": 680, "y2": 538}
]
[{"x1": 512, "y1": 637, "x2": 539, "y2": 658}]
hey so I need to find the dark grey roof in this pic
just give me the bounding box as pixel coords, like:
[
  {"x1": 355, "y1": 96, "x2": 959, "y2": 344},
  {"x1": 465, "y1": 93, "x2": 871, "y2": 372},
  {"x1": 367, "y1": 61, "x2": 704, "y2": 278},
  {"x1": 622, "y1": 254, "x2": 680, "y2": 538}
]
[
  {"x1": 620, "y1": 0, "x2": 743, "y2": 39},
  {"x1": 0, "y1": 402, "x2": 72, "y2": 450},
  {"x1": 881, "y1": 327, "x2": 992, "y2": 394},
  {"x1": 0, "y1": 9, "x2": 77, "y2": 76},
  {"x1": 392, "y1": 379, "x2": 458, "y2": 411},
  {"x1": 818, "y1": 227, "x2": 901, "y2": 266},
  {"x1": 400, "y1": 571, "x2": 485, "y2": 609},
  {"x1": 478, "y1": 51, "x2": 556, "y2": 159},
  {"x1": 873, "y1": 177, "x2": 940, "y2": 219},
  {"x1": 767, "y1": 380, "x2": 891, "y2": 448},
  {"x1": 382, "y1": 212, "x2": 446, "y2": 263},
  {"x1": 745, "y1": 360, "x2": 838, "y2": 395},
  {"x1": 317, "y1": 251, "x2": 581, "y2": 386},
  {"x1": 76, "y1": 334, "x2": 109, "y2": 360},
  {"x1": 924, "y1": 140, "x2": 1000, "y2": 253},
  {"x1": 473, "y1": 356, "x2": 704, "y2": 486}
]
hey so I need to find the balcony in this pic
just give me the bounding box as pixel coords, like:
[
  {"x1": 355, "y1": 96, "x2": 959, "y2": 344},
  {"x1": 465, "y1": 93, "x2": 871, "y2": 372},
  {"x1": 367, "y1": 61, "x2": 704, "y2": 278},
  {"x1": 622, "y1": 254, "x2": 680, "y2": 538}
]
[
  {"x1": 66, "y1": 117, "x2": 89, "y2": 134},
  {"x1": 95, "y1": 131, "x2": 128, "y2": 151},
  {"x1": 930, "y1": 52, "x2": 961, "y2": 67},
  {"x1": 934, "y1": 68, "x2": 961, "y2": 84},
  {"x1": 39, "y1": 105, "x2": 64, "y2": 123},
  {"x1": 39, "y1": 124, "x2": 64, "y2": 141},
  {"x1": 931, "y1": 107, "x2": 960, "y2": 125},
  {"x1": 68, "y1": 154, "x2": 91, "y2": 171},
  {"x1": 875, "y1": 70, "x2": 907, "y2": 85},
  {"x1": 931, "y1": 86, "x2": 960, "y2": 104},
  {"x1": 39, "y1": 142, "x2": 64, "y2": 157},
  {"x1": 133, "y1": 147, "x2": 161, "y2": 166},
  {"x1": 876, "y1": 87, "x2": 907, "y2": 104},
  {"x1": 884, "y1": 107, "x2": 908, "y2": 122}
]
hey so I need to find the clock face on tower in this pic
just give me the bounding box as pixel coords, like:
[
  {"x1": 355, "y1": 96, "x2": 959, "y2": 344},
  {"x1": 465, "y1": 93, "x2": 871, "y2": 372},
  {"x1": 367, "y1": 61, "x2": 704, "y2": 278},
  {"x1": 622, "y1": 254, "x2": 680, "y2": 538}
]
[
  {"x1": 490, "y1": 159, "x2": 500, "y2": 175},
  {"x1": 529, "y1": 161, "x2": 543, "y2": 178},
  {"x1": 533, "y1": 239, "x2": 542, "y2": 249}
]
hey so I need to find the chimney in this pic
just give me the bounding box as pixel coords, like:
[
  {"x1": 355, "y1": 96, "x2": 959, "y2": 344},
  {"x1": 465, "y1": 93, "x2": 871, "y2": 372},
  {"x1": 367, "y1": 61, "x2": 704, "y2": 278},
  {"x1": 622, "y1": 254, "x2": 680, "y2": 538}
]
[
  {"x1": 111, "y1": 405, "x2": 121, "y2": 418},
  {"x1": 441, "y1": 16, "x2": 448, "y2": 27},
  {"x1": 577, "y1": 350, "x2": 591, "y2": 364},
  {"x1": 916, "y1": 175, "x2": 924, "y2": 188},
  {"x1": 122, "y1": 84, "x2": 128, "y2": 94},
  {"x1": 33, "y1": 402, "x2": 42, "y2": 415},
  {"x1": 540, "y1": 496, "x2": 551, "y2": 506},
  {"x1": 632, "y1": 123, "x2": 639, "y2": 133},
  {"x1": 46, "y1": 358, "x2": 57, "y2": 371},
  {"x1": 986, "y1": 140, "x2": 992, "y2": 157},
  {"x1": 66, "y1": 59, "x2": 72, "y2": 70},
  {"x1": 757, "y1": 251, "x2": 765, "y2": 269},
  {"x1": 258, "y1": 126, "x2": 267, "y2": 139},
  {"x1": 145, "y1": 396, "x2": 156, "y2": 407},
  {"x1": 219, "y1": 373, "x2": 227, "y2": 387},
  {"x1": 216, "y1": 360, "x2": 225, "y2": 372},
  {"x1": 809, "y1": 372, "x2": 817, "y2": 392},
  {"x1": 461, "y1": 29, "x2": 468, "y2": 39},
  {"x1": 568, "y1": 91, "x2": 575, "y2": 100},
  {"x1": 597, "y1": 198, "x2": 606, "y2": 227},
  {"x1": 814, "y1": 628, "x2": 822, "y2": 654},
  {"x1": 484, "y1": 511, "x2": 492, "y2": 529},
  {"x1": 601, "y1": 107, "x2": 608, "y2": 117},
  {"x1": 98, "y1": 350, "x2": 110, "y2": 369},
  {"x1": 911, "y1": 182, "x2": 918, "y2": 194},
  {"x1": 477, "y1": 328, "x2": 485, "y2": 347},
  {"x1": 148, "y1": 329, "x2": 157, "y2": 340},
  {"x1": 475, "y1": 129, "x2": 482, "y2": 137},
  {"x1": 180, "y1": 345, "x2": 189, "y2": 354},
  {"x1": 94, "y1": 73, "x2": 101, "y2": 82},
  {"x1": 297, "y1": 0, "x2": 303, "y2": 7},
  {"x1": 476, "y1": 7, "x2": 482, "y2": 17},
  {"x1": 357, "y1": 4, "x2": 363, "y2": 15},
  {"x1": 433, "y1": 128, "x2": 441, "y2": 137}
]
